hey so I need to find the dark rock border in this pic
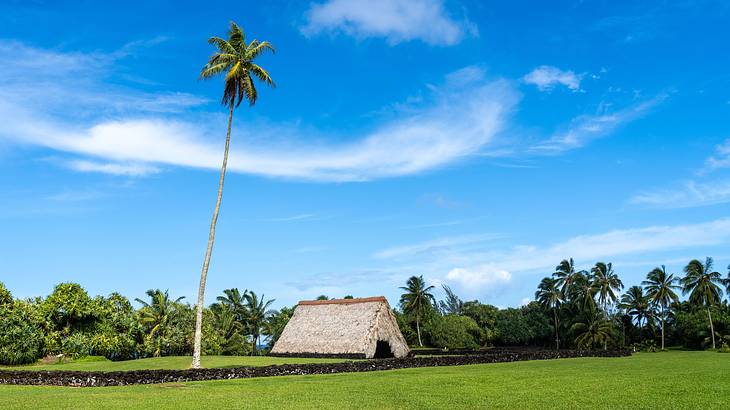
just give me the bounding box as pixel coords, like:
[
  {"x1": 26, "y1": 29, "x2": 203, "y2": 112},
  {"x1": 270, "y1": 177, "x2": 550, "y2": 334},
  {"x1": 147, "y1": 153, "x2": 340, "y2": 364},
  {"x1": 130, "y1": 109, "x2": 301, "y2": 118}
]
[{"x1": 0, "y1": 349, "x2": 631, "y2": 387}]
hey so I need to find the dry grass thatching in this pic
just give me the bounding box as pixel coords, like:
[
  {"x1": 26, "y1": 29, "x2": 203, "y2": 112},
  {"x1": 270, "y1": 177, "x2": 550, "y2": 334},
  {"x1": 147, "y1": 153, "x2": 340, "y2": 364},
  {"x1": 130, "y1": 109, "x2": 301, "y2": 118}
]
[{"x1": 270, "y1": 296, "x2": 410, "y2": 359}]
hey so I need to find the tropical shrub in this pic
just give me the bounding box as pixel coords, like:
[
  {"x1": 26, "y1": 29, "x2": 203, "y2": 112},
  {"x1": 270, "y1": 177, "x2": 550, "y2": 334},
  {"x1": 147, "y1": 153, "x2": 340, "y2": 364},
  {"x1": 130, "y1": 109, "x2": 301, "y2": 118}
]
[
  {"x1": 0, "y1": 301, "x2": 45, "y2": 365},
  {"x1": 495, "y1": 308, "x2": 535, "y2": 346},
  {"x1": 0, "y1": 282, "x2": 12, "y2": 306},
  {"x1": 426, "y1": 315, "x2": 484, "y2": 349}
]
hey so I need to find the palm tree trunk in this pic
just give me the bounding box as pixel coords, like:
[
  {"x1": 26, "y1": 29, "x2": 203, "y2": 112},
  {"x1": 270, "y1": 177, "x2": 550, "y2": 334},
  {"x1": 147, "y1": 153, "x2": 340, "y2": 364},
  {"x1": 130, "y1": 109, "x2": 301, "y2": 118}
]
[
  {"x1": 603, "y1": 302, "x2": 608, "y2": 350},
  {"x1": 416, "y1": 315, "x2": 423, "y2": 347},
  {"x1": 707, "y1": 307, "x2": 716, "y2": 349},
  {"x1": 660, "y1": 305, "x2": 665, "y2": 350},
  {"x1": 192, "y1": 104, "x2": 234, "y2": 369},
  {"x1": 553, "y1": 308, "x2": 559, "y2": 350}
]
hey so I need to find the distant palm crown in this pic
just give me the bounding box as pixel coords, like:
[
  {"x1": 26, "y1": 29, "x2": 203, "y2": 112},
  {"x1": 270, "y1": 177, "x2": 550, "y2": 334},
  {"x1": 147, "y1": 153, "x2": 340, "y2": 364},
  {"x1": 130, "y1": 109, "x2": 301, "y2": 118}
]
[{"x1": 200, "y1": 21, "x2": 275, "y2": 108}]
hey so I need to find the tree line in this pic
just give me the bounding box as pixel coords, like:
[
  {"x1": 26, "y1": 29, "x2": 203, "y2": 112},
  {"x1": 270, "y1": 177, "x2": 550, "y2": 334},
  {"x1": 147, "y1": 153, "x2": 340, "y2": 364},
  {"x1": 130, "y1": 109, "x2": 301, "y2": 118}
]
[
  {"x1": 0, "y1": 283, "x2": 289, "y2": 365},
  {"x1": 2, "y1": 256, "x2": 728, "y2": 365},
  {"x1": 395, "y1": 257, "x2": 730, "y2": 352}
]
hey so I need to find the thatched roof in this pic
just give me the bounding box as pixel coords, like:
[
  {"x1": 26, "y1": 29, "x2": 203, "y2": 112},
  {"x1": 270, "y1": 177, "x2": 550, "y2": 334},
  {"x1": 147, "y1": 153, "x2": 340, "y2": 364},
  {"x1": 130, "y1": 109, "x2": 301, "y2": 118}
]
[{"x1": 270, "y1": 296, "x2": 410, "y2": 359}]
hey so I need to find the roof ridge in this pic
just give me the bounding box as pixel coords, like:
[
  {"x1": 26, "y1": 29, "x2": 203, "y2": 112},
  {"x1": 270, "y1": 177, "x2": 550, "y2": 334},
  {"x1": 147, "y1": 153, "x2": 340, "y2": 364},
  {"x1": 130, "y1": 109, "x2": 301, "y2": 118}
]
[{"x1": 298, "y1": 296, "x2": 388, "y2": 306}]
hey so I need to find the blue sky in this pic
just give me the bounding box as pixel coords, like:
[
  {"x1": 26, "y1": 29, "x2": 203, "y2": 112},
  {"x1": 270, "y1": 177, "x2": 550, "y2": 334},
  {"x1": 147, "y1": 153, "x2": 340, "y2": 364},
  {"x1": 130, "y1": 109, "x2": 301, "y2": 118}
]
[{"x1": 1, "y1": 0, "x2": 730, "y2": 309}]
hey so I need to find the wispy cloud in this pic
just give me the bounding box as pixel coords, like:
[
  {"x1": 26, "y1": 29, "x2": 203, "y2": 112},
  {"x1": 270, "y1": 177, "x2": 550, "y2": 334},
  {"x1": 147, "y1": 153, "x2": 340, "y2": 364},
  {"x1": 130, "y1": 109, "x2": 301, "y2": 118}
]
[
  {"x1": 374, "y1": 233, "x2": 501, "y2": 259},
  {"x1": 530, "y1": 93, "x2": 667, "y2": 153},
  {"x1": 523, "y1": 65, "x2": 582, "y2": 92},
  {"x1": 259, "y1": 213, "x2": 319, "y2": 222},
  {"x1": 301, "y1": 0, "x2": 477, "y2": 46},
  {"x1": 702, "y1": 138, "x2": 730, "y2": 172},
  {"x1": 630, "y1": 179, "x2": 730, "y2": 209},
  {"x1": 376, "y1": 218, "x2": 730, "y2": 290},
  {"x1": 630, "y1": 138, "x2": 730, "y2": 209},
  {"x1": 0, "y1": 41, "x2": 518, "y2": 182}
]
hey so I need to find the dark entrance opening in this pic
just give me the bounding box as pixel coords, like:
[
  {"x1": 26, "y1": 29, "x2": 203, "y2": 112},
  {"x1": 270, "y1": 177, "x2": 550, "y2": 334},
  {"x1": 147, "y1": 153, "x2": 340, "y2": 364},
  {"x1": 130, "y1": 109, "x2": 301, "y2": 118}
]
[{"x1": 373, "y1": 340, "x2": 394, "y2": 359}]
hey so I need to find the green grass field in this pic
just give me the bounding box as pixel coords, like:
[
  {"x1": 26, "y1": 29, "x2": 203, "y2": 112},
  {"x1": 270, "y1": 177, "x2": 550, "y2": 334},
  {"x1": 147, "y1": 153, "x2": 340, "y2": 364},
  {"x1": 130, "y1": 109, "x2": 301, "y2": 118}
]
[
  {"x1": 0, "y1": 355, "x2": 346, "y2": 372},
  {"x1": 1, "y1": 351, "x2": 728, "y2": 409}
]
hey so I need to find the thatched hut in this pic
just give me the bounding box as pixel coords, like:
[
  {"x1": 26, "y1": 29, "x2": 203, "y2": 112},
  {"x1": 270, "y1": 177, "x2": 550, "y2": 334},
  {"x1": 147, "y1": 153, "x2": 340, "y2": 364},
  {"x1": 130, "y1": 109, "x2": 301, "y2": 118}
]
[{"x1": 270, "y1": 296, "x2": 410, "y2": 359}]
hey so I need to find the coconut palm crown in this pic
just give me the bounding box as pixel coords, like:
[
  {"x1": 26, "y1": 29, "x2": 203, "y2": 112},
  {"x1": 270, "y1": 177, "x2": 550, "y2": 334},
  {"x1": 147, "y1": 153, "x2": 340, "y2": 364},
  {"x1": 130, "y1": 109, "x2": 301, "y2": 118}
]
[{"x1": 200, "y1": 22, "x2": 275, "y2": 107}]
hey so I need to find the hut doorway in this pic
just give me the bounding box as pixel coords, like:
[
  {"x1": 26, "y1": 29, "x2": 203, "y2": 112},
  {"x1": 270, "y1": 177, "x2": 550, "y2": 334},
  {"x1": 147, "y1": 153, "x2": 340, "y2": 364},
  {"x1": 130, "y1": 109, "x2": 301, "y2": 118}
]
[{"x1": 373, "y1": 340, "x2": 394, "y2": 359}]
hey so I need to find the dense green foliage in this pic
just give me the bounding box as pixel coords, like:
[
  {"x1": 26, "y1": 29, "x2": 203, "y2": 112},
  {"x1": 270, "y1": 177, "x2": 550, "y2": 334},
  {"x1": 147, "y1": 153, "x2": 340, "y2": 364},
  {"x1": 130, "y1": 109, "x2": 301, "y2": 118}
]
[
  {"x1": 425, "y1": 314, "x2": 483, "y2": 349},
  {"x1": 1, "y1": 352, "x2": 728, "y2": 409},
  {"x1": 0, "y1": 284, "x2": 287, "y2": 365}
]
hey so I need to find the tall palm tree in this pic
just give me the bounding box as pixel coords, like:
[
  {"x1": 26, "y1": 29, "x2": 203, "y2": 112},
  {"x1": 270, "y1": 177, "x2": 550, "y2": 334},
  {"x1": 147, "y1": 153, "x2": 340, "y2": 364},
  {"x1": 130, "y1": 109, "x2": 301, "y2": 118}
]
[
  {"x1": 592, "y1": 262, "x2": 624, "y2": 314},
  {"x1": 553, "y1": 258, "x2": 585, "y2": 296},
  {"x1": 243, "y1": 291, "x2": 275, "y2": 354},
  {"x1": 135, "y1": 289, "x2": 185, "y2": 357},
  {"x1": 619, "y1": 286, "x2": 651, "y2": 342},
  {"x1": 642, "y1": 265, "x2": 680, "y2": 350},
  {"x1": 535, "y1": 277, "x2": 563, "y2": 350},
  {"x1": 681, "y1": 258, "x2": 724, "y2": 349},
  {"x1": 399, "y1": 275, "x2": 436, "y2": 347},
  {"x1": 192, "y1": 22, "x2": 275, "y2": 369}
]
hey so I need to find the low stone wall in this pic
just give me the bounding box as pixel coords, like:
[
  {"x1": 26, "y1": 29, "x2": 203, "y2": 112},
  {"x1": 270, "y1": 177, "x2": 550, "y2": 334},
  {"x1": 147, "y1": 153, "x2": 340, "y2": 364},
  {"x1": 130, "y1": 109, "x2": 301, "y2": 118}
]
[{"x1": 0, "y1": 349, "x2": 631, "y2": 387}]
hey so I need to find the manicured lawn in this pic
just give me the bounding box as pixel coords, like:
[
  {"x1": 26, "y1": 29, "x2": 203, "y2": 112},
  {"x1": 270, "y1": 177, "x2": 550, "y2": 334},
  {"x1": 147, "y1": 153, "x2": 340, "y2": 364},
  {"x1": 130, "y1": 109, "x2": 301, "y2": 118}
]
[
  {"x1": 1, "y1": 351, "x2": 729, "y2": 409},
  {"x1": 0, "y1": 355, "x2": 346, "y2": 372}
]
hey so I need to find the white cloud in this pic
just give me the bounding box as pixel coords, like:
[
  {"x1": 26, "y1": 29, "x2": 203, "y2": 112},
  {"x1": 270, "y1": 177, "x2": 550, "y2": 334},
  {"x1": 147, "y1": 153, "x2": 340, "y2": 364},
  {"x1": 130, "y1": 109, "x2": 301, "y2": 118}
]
[
  {"x1": 523, "y1": 66, "x2": 582, "y2": 92},
  {"x1": 530, "y1": 94, "x2": 667, "y2": 153},
  {"x1": 67, "y1": 159, "x2": 160, "y2": 176},
  {"x1": 446, "y1": 265, "x2": 511, "y2": 288},
  {"x1": 0, "y1": 41, "x2": 518, "y2": 182},
  {"x1": 301, "y1": 0, "x2": 476, "y2": 46}
]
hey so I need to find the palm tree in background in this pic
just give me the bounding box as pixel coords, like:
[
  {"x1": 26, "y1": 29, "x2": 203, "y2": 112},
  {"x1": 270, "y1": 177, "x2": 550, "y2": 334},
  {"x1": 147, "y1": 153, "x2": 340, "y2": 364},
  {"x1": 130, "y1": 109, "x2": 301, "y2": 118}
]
[
  {"x1": 192, "y1": 21, "x2": 275, "y2": 369},
  {"x1": 216, "y1": 288, "x2": 247, "y2": 322},
  {"x1": 620, "y1": 286, "x2": 651, "y2": 342},
  {"x1": 213, "y1": 304, "x2": 246, "y2": 355},
  {"x1": 569, "y1": 272, "x2": 597, "y2": 313},
  {"x1": 592, "y1": 262, "x2": 624, "y2": 314},
  {"x1": 535, "y1": 277, "x2": 563, "y2": 350},
  {"x1": 264, "y1": 306, "x2": 294, "y2": 347},
  {"x1": 681, "y1": 258, "x2": 724, "y2": 349},
  {"x1": 571, "y1": 309, "x2": 613, "y2": 350},
  {"x1": 642, "y1": 265, "x2": 680, "y2": 350},
  {"x1": 399, "y1": 275, "x2": 436, "y2": 347},
  {"x1": 243, "y1": 291, "x2": 275, "y2": 354},
  {"x1": 135, "y1": 289, "x2": 185, "y2": 357},
  {"x1": 553, "y1": 258, "x2": 585, "y2": 296},
  {"x1": 438, "y1": 284, "x2": 464, "y2": 315}
]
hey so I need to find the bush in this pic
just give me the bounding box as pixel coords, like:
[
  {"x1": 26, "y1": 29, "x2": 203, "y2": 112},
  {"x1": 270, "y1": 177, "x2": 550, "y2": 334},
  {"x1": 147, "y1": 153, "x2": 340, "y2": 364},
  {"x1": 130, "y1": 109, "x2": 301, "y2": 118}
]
[
  {"x1": 0, "y1": 282, "x2": 12, "y2": 307},
  {"x1": 426, "y1": 315, "x2": 484, "y2": 349},
  {"x1": 0, "y1": 302, "x2": 44, "y2": 365}
]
